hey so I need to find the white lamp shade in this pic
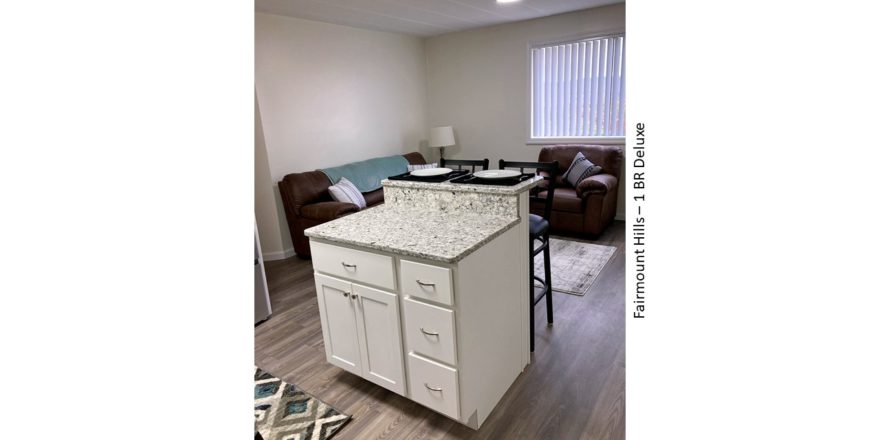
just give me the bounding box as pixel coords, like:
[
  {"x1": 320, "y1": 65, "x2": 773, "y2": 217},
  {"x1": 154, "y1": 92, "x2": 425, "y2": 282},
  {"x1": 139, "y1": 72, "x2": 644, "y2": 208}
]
[{"x1": 429, "y1": 126, "x2": 456, "y2": 148}]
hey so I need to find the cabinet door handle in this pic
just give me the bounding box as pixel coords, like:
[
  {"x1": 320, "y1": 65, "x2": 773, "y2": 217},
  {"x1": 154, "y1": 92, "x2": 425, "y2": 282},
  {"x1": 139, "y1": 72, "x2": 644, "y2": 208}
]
[
  {"x1": 424, "y1": 383, "x2": 443, "y2": 392},
  {"x1": 343, "y1": 291, "x2": 350, "y2": 298},
  {"x1": 416, "y1": 279, "x2": 435, "y2": 287},
  {"x1": 341, "y1": 262, "x2": 357, "y2": 269},
  {"x1": 420, "y1": 327, "x2": 440, "y2": 337},
  {"x1": 351, "y1": 294, "x2": 358, "y2": 300}
]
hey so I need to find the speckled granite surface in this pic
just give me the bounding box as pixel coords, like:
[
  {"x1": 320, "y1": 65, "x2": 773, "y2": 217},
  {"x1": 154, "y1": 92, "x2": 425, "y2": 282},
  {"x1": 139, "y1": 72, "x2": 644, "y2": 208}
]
[
  {"x1": 381, "y1": 175, "x2": 542, "y2": 195},
  {"x1": 304, "y1": 205, "x2": 519, "y2": 263},
  {"x1": 384, "y1": 186, "x2": 518, "y2": 216}
]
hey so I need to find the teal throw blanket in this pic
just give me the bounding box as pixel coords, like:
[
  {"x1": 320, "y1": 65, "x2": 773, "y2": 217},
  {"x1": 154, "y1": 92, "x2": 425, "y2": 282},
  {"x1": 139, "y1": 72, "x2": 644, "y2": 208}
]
[{"x1": 320, "y1": 155, "x2": 409, "y2": 192}]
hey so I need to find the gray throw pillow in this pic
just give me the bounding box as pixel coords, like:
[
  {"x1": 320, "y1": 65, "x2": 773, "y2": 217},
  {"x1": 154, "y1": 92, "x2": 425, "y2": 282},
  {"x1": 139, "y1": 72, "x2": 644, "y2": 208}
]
[
  {"x1": 562, "y1": 152, "x2": 603, "y2": 187},
  {"x1": 328, "y1": 177, "x2": 366, "y2": 209}
]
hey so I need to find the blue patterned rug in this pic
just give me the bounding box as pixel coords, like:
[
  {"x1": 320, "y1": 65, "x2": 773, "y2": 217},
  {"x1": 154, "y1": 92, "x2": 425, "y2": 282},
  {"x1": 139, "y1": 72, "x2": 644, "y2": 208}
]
[{"x1": 254, "y1": 367, "x2": 351, "y2": 440}]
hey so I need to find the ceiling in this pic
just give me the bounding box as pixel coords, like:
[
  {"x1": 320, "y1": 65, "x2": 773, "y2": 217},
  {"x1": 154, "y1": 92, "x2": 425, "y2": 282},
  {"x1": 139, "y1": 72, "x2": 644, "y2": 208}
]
[{"x1": 255, "y1": 0, "x2": 624, "y2": 37}]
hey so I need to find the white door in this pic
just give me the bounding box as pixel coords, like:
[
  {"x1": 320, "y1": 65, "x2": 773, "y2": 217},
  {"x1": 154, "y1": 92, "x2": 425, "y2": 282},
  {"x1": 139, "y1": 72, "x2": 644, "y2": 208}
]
[
  {"x1": 353, "y1": 283, "x2": 407, "y2": 396},
  {"x1": 314, "y1": 273, "x2": 361, "y2": 376}
]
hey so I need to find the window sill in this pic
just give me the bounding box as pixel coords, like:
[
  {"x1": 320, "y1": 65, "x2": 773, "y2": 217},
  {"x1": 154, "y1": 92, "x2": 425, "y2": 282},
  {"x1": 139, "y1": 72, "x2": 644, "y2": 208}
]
[{"x1": 527, "y1": 137, "x2": 625, "y2": 146}]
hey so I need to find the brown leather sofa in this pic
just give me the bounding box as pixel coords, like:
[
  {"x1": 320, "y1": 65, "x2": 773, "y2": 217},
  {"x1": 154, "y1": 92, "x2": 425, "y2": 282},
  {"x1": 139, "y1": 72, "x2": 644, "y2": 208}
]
[
  {"x1": 534, "y1": 145, "x2": 623, "y2": 237},
  {"x1": 279, "y1": 152, "x2": 427, "y2": 258}
]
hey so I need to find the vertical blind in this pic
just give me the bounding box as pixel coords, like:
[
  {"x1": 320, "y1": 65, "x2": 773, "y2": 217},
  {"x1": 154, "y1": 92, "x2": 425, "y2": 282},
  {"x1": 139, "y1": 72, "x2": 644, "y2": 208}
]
[{"x1": 531, "y1": 34, "x2": 625, "y2": 138}]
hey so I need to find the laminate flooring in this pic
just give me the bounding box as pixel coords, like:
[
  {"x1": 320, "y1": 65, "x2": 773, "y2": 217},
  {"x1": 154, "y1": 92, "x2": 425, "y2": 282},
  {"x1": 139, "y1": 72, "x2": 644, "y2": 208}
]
[{"x1": 255, "y1": 221, "x2": 625, "y2": 440}]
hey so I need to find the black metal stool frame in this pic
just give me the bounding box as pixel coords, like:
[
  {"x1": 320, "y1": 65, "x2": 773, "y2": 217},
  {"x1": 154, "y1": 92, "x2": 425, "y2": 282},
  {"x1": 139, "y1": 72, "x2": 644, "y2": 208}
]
[
  {"x1": 498, "y1": 159, "x2": 559, "y2": 352},
  {"x1": 440, "y1": 158, "x2": 490, "y2": 172}
]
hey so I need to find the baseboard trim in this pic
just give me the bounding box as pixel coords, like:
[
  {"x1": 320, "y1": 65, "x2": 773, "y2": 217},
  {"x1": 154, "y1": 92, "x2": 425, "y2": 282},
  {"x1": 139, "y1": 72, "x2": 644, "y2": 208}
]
[{"x1": 262, "y1": 247, "x2": 296, "y2": 261}]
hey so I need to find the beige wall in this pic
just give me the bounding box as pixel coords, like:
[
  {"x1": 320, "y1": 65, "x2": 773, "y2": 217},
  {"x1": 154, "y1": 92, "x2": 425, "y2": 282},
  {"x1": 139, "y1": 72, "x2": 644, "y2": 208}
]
[
  {"x1": 255, "y1": 13, "x2": 429, "y2": 257},
  {"x1": 424, "y1": 4, "x2": 626, "y2": 218},
  {"x1": 255, "y1": 7, "x2": 626, "y2": 257},
  {"x1": 255, "y1": 13, "x2": 428, "y2": 181},
  {"x1": 255, "y1": 93, "x2": 292, "y2": 258}
]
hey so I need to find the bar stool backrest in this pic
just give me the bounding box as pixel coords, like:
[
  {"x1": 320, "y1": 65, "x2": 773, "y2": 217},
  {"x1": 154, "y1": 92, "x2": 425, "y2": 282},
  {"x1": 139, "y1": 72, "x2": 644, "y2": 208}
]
[
  {"x1": 498, "y1": 159, "x2": 560, "y2": 222},
  {"x1": 440, "y1": 158, "x2": 490, "y2": 172}
]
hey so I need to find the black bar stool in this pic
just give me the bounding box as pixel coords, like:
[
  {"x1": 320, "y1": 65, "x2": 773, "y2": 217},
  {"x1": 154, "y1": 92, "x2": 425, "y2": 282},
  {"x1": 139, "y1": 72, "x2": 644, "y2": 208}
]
[
  {"x1": 440, "y1": 158, "x2": 490, "y2": 172},
  {"x1": 498, "y1": 159, "x2": 559, "y2": 352}
]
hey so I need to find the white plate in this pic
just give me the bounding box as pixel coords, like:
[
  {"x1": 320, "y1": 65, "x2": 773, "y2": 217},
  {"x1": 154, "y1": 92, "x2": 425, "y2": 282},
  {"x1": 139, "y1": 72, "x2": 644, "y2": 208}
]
[
  {"x1": 473, "y1": 169, "x2": 522, "y2": 179},
  {"x1": 411, "y1": 167, "x2": 453, "y2": 177}
]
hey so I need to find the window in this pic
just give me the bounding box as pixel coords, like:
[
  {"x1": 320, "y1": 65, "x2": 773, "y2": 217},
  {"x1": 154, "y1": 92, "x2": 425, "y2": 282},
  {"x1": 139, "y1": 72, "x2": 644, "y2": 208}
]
[{"x1": 530, "y1": 34, "x2": 625, "y2": 140}]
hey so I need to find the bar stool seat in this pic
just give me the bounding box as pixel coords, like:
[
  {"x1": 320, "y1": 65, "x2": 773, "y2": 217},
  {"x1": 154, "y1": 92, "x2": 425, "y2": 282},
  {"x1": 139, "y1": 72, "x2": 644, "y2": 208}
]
[{"x1": 529, "y1": 214, "x2": 550, "y2": 236}]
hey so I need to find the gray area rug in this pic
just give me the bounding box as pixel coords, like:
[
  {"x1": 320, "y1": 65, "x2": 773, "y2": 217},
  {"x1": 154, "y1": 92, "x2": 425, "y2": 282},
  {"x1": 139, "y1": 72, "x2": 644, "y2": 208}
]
[{"x1": 534, "y1": 238, "x2": 617, "y2": 296}]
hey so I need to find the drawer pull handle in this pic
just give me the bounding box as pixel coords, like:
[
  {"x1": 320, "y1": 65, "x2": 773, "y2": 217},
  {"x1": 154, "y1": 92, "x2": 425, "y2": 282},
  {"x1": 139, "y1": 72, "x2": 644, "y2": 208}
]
[
  {"x1": 341, "y1": 262, "x2": 357, "y2": 269},
  {"x1": 416, "y1": 280, "x2": 435, "y2": 287},
  {"x1": 424, "y1": 383, "x2": 443, "y2": 392},
  {"x1": 420, "y1": 327, "x2": 440, "y2": 337}
]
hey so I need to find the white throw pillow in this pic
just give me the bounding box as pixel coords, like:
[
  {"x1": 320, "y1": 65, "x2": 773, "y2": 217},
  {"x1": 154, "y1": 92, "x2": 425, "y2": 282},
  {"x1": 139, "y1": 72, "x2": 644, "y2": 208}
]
[
  {"x1": 407, "y1": 163, "x2": 438, "y2": 172},
  {"x1": 328, "y1": 177, "x2": 366, "y2": 209},
  {"x1": 562, "y1": 152, "x2": 603, "y2": 188}
]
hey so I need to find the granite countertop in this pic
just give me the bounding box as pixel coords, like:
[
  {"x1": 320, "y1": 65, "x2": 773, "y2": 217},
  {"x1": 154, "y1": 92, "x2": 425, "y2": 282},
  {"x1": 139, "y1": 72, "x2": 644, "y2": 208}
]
[
  {"x1": 304, "y1": 205, "x2": 520, "y2": 263},
  {"x1": 381, "y1": 175, "x2": 543, "y2": 195}
]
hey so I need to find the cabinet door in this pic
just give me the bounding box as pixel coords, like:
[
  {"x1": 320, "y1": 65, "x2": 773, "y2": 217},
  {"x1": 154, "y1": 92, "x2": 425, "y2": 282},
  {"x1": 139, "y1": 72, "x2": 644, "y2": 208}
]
[
  {"x1": 352, "y1": 283, "x2": 407, "y2": 396},
  {"x1": 314, "y1": 273, "x2": 361, "y2": 376}
]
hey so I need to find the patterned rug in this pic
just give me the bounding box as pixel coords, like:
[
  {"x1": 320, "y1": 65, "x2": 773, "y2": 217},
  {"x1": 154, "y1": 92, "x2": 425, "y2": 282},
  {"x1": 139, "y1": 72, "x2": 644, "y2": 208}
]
[
  {"x1": 534, "y1": 238, "x2": 617, "y2": 296},
  {"x1": 254, "y1": 367, "x2": 351, "y2": 440}
]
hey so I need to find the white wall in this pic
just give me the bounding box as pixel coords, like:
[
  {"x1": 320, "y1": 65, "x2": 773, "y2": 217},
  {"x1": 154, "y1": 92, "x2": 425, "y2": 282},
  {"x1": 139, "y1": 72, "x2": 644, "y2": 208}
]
[
  {"x1": 424, "y1": 4, "x2": 626, "y2": 218},
  {"x1": 255, "y1": 13, "x2": 429, "y2": 256}
]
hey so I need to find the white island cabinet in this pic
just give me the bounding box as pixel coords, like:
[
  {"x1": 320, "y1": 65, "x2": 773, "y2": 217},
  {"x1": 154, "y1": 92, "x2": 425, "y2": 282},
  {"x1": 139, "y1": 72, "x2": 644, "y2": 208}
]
[
  {"x1": 305, "y1": 175, "x2": 541, "y2": 429},
  {"x1": 314, "y1": 269, "x2": 406, "y2": 395}
]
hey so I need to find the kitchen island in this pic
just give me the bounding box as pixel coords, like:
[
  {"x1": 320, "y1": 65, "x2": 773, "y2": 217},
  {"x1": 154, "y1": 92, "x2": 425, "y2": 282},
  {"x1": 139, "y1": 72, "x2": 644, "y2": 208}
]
[{"x1": 304, "y1": 175, "x2": 541, "y2": 429}]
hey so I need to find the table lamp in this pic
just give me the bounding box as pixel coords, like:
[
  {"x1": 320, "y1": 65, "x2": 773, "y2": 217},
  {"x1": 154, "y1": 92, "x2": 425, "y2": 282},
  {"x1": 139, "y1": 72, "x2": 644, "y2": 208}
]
[{"x1": 429, "y1": 126, "x2": 456, "y2": 161}]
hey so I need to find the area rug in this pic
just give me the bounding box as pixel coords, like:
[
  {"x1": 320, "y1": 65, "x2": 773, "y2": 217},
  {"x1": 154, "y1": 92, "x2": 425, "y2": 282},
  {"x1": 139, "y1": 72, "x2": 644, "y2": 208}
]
[
  {"x1": 254, "y1": 367, "x2": 351, "y2": 440},
  {"x1": 533, "y1": 238, "x2": 617, "y2": 296}
]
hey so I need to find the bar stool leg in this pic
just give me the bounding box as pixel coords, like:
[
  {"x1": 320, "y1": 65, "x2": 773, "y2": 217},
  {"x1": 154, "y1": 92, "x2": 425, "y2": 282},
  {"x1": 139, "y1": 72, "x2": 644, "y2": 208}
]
[
  {"x1": 529, "y1": 238, "x2": 536, "y2": 352},
  {"x1": 543, "y1": 233, "x2": 553, "y2": 325}
]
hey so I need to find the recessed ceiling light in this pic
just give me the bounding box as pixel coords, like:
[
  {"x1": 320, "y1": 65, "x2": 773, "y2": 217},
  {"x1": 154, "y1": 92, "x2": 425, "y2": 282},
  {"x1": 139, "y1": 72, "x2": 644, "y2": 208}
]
[{"x1": 497, "y1": 0, "x2": 520, "y2": 3}]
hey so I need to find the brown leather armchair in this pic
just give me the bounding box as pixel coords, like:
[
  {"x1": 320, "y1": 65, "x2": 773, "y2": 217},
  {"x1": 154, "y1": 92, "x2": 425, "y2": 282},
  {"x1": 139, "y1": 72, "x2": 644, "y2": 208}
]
[
  {"x1": 534, "y1": 145, "x2": 623, "y2": 237},
  {"x1": 278, "y1": 152, "x2": 427, "y2": 258}
]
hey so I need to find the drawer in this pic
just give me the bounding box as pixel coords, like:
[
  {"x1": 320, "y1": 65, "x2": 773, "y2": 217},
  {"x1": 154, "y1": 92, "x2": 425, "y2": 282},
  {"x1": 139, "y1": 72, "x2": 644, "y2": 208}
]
[
  {"x1": 400, "y1": 259, "x2": 454, "y2": 306},
  {"x1": 311, "y1": 241, "x2": 395, "y2": 291},
  {"x1": 407, "y1": 353, "x2": 460, "y2": 420},
  {"x1": 403, "y1": 298, "x2": 457, "y2": 366}
]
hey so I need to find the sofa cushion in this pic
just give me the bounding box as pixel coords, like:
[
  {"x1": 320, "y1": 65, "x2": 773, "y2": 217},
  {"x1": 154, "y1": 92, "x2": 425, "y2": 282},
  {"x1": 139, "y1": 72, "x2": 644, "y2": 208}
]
[
  {"x1": 300, "y1": 202, "x2": 359, "y2": 221},
  {"x1": 532, "y1": 187, "x2": 583, "y2": 214},
  {"x1": 279, "y1": 170, "x2": 335, "y2": 216},
  {"x1": 363, "y1": 188, "x2": 384, "y2": 206},
  {"x1": 328, "y1": 177, "x2": 366, "y2": 209},
  {"x1": 402, "y1": 152, "x2": 427, "y2": 166},
  {"x1": 546, "y1": 187, "x2": 584, "y2": 213},
  {"x1": 563, "y1": 152, "x2": 603, "y2": 188},
  {"x1": 576, "y1": 174, "x2": 618, "y2": 197}
]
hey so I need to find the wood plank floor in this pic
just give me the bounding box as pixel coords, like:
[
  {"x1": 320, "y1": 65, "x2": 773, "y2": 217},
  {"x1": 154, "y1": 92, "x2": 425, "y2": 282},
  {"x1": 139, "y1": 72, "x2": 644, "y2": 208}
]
[{"x1": 256, "y1": 221, "x2": 625, "y2": 440}]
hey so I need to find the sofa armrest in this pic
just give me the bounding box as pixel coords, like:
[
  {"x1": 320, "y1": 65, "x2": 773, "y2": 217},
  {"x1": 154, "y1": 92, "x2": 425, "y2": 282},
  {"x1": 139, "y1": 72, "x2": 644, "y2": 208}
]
[
  {"x1": 576, "y1": 174, "x2": 618, "y2": 198},
  {"x1": 300, "y1": 201, "x2": 359, "y2": 221}
]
